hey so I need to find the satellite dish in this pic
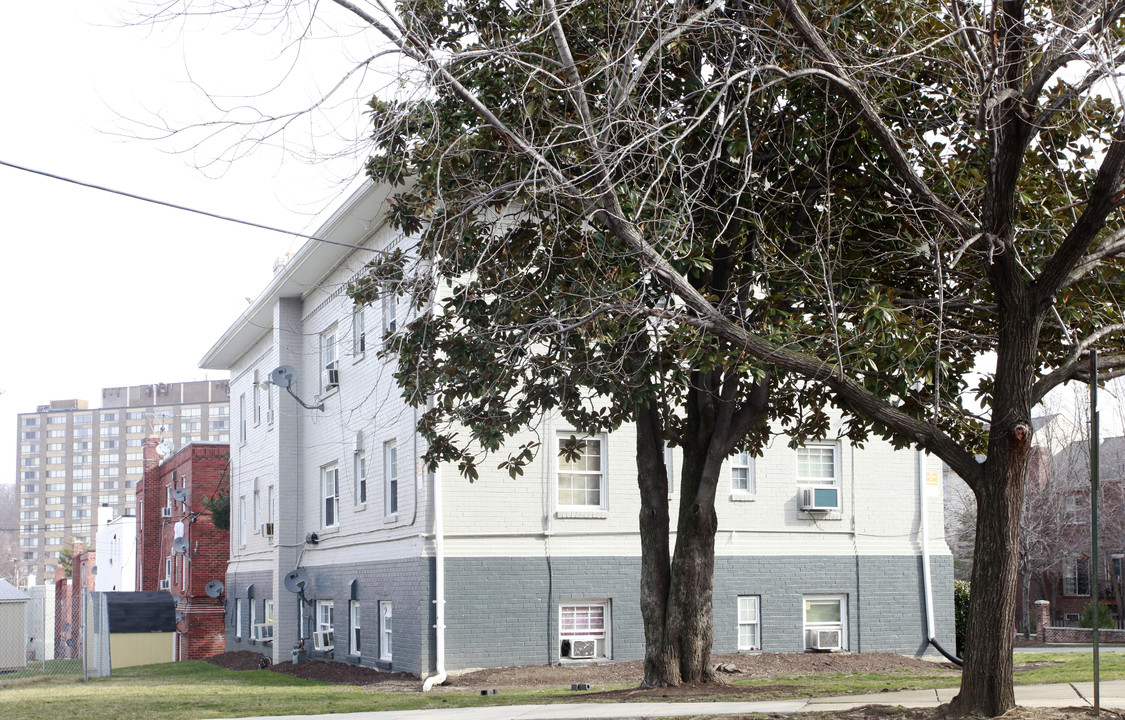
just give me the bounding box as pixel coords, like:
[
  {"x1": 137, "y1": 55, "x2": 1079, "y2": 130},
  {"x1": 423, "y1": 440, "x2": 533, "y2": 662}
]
[
  {"x1": 156, "y1": 441, "x2": 173, "y2": 458},
  {"x1": 173, "y1": 487, "x2": 189, "y2": 502},
  {"x1": 271, "y1": 365, "x2": 297, "y2": 388},
  {"x1": 205, "y1": 580, "x2": 225, "y2": 598},
  {"x1": 91, "y1": 566, "x2": 97, "y2": 575},
  {"x1": 284, "y1": 568, "x2": 310, "y2": 594},
  {"x1": 172, "y1": 536, "x2": 189, "y2": 554}
]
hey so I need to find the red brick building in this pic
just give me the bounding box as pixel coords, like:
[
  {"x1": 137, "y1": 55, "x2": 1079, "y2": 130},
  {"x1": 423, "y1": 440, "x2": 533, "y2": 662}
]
[
  {"x1": 53, "y1": 541, "x2": 95, "y2": 659},
  {"x1": 136, "y1": 441, "x2": 230, "y2": 660}
]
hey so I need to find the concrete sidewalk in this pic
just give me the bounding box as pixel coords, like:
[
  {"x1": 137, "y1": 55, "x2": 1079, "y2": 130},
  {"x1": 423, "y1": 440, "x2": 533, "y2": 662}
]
[{"x1": 201, "y1": 680, "x2": 1125, "y2": 720}]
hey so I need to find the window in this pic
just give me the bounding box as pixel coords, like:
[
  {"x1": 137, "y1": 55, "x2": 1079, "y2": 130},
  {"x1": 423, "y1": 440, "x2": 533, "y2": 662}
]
[
  {"x1": 45, "y1": 484, "x2": 64, "y2": 492},
  {"x1": 100, "y1": 453, "x2": 120, "y2": 464},
  {"x1": 803, "y1": 595, "x2": 847, "y2": 651},
  {"x1": 74, "y1": 428, "x2": 92, "y2": 439},
  {"x1": 264, "y1": 599, "x2": 275, "y2": 625},
  {"x1": 557, "y1": 435, "x2": 605, "y2": 509},
  {"x1": 101, "y1": 426, "x2": 120, "y2": 437},
  {"x1": 23, "y1": 431, "x2": 41, "y2": 440},
  {"x1": 21, "y1": 484, "x2": 39, "y2": 494},
  {"x1": 317, "y1": 600, "x2": 335, "y2": 644},
  {"x1": 350, "y1": 600, "x2": 362, "y2": 655},
  {"x1": 210, "y1": 419, "x2": 229, "y2": 432},
  {"x1": 46, "y1": 497, "x2": 63, "y2": 505},
  {"x1": 355, "y1": 451, "x2": 367, "y2": 505},
  {"x1": 23, "y1": 417, "x2": 40, "y2": 427},
  {"x1": 239, "y1": 496, "x2": 247, "y2": 547},
  {"x1": 45, "y1": 457, "x2": 63, "y2": 465},
  {"x1": 100, "y1": 467, "x2": 119, "y2": 478},
  {"x1": 731, "y1": 450, "x2": 754, "y2": 494},
  {"x1": 379, "y1": 601, "x2": 392, "y2": 661},
  {"x1": 382, "y1": 288, "x2": 397, "y2": 337},
  {"x1": 353, "y1": 304, "x2": 367, "y2": 354},
  {"x1": 100, "y1": 440, "x2": 119, "y2": 450},
  {"x1": 46, "y1": 430, "x2": 64, "y2": 438},
  {"x1": 1064, "y1": 558, "x2": 1091, "y2": 596},
  {"x1": 322, "y1": 464, "x2": 340, "y2": 528},
  {"x1": 72, "y1": 509, "x2": 91, "y2": 520},
  {"x1": 20, "y1": 511, "x2": 39, "y2": 521},
  {"x1": 236, "y1": 598, "x2": 244, "y2": 638},
  {"x1": 559, "y1": 600, "x2": 609, "y2": 659},
  {"x1": 21, "y1": 458, "x2": 39, "y2": 467},
  {"x1": 21, "y1": 443, "x2": 39, "y2": 454},
  {"x1": 239, "y1": 394, "x2": 247, "y2": 444},
  {"x1": 45, "y1": 510, "x2": 63, "y2": 519},
  {"x1": 127, "y1": 411, "x2": 145, "y2": 420},
  {"x1": 217, "y1": 406, "x2": 230, "y2": 417},
  {"x1": 383, "y1": 441, "x2": 398, "y2": 516},
  {"x1": 737, "y1": 596, "x2": 761, "y2": 650},
  {"x1": 797, "y1": 444, "x2": 840, "y2": 511},
  {"x1": 47, "y1": 444, "x2": 64, "y2": 451},
  {"x1": 47, "y1": 415, "x2": 66, "y2": 425},
  {"x1": 126, "y1": 425, "x2": 145, "y2": 434},
  {"x1": 253, "y1": 488, "x2": 262, "y2": 533},
  {"x1": 101, "y1": 412, "x2": 118, "y2": 423},
  {"x1": 253, "y1": 371, "x2": 262, "y2": 425},
  {"x1": 21, "y1": 471, "x2": 38, "y2": 481},
  {"x1": 74, "y1": 469, "x2": 92, "y2": 479},
  {"x1": 74, "y1": 414, "x2": 92, "y2": 425},
  {"x1": 321, "y1": 327, "x2": 339, "y2": 393},
  {"x1": 100, "y1": 481, "x2": 119, "y2": 491}
]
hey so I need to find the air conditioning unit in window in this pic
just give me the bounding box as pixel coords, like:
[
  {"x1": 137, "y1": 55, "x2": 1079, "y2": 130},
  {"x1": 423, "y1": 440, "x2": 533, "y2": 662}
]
[
  {"x1": 568, "y1": 638, "x2": 597, "y2": 659},
  {"x1": 261, "y1": 522, "x2": 274, "y2": 538},
  {"x1": 312, "y1": 630, "x2": 334, "y2": 651},
  {"x1": 252, "y1": 623, "x2": 274, "y2": 642},
  {"x1": 812, "y1": 629, "x2": 841, "y2": 651},
  {"x1": 325, "y1": 362, "x2": 339, "y2": 392},
  {"x1": 161, "y1": 507, "x2": 173, "y2": 518},
  {"x1": 799, "y1": 486, "x2": 838, "y2": 512},
  {"x1": 158, "y1": 579, "x2": 170, "y2": 590}
]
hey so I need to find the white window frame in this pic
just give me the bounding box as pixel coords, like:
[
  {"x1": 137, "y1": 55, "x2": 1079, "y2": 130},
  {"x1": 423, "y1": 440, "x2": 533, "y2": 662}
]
[
  {"x1": 355, "y1": 451, "x2": 367, "y2": 506},
  {"x1": 384, "y1": 441, "x2": 398, "y2": 517},
  {"x1": 235, "y1": 598, "x2": 244, "y2": 638},
  {"x1": 350, "y1": 600, "x2": 362, "y2": 656},
  {"x1": 382, "y1": 288, "x2": 397, "y2": 337},
  {"x1": 731, "y1": 450, "x2": 754, "y2": 494},
  {"x1": 317, "y1": 599, "x2": 334, "y2": 634},
  {"x1": 321, "y1": 326, "x2": 339, "y2": 394},
  {"x1": 803, "y1": 595, "x2": 847, "y2": 651},
  {"x1": 379, "y1": 600, "x2": 392, "y2": 661},
  {"x1": 737, "y1": 595, "x2": 761, "y2": 650},
  {"x1": 353, "y1": 304, "x2": 367, "y2": 355},
  {"x1": 253, "y1": 371, "x2": 262, "y2": 426},
  {"x1": 556, "y1": 435, "x2": 606, "y2": 510},
  {"x1": 322, "y1": 463, "x2": 340, "y2": 528},
  {"x1": 559, "y1": 599, "x2": 610, "y2": 660},
  {"x1": 250, "y1": 598, "x2": 258, "y2": 629},
  {"x1": 239, "y1": 496, "x2": 247, "y2": 547},
  {"x1": 264, "y1": 598, "x2": 275, "y2": 625},
  {"x1": 239, "y1": 394, "x2": 247, "y2": 444},
  {"x1": 253, "y1": 487, "x2": 262, "y2": 534}
]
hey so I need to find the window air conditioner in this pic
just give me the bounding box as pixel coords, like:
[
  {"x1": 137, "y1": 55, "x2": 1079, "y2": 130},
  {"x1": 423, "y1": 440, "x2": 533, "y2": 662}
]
[
  {"x1": 812, "y1": 629, "x2": 841, "y2": 651},
  {"x1": 158, "y1": 579, "x2": 170, "y2": 590},
  {"x1": 252, "y1": 623, "x2": 274, "y2": 642},
  {"x1": 325, "y1": 362, "x2": 339, "y2": 392},
  {"x1": 161, "y1": 507, "x2": 173, "y2": 518},
  {"x1": 798, "y1": 486, "x2": 838, "y2": 512},
  {"x1": 261, "y1": 522, "x2": 274, "y2": 538},
  {"x1": 568, "y1": 638, "x2": 597, "y2": 659},
  {"x1": 312, "y1": 630, "x2": 334, "y2": 651}
]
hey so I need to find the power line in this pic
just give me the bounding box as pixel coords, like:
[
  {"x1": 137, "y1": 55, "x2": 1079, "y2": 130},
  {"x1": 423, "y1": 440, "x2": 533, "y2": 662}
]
[{"x1": 0, "y1": 158, "x2": 384, "y2": 255}]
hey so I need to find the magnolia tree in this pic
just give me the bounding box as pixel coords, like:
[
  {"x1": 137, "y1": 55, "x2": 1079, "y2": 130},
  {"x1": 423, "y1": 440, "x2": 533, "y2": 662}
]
[{"x1": 136, "y1": 0, "x2": 1125, "y2": 714}]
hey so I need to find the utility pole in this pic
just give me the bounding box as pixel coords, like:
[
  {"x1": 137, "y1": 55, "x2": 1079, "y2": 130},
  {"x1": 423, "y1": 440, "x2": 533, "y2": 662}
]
[{"x1": 1091, "y1": 349, "x2": 1101, "y2": 716}]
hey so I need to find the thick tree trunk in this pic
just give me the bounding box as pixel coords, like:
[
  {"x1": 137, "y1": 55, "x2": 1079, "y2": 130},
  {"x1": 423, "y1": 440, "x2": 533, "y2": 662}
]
[
  {"x1": 951, "y1": 421, "x2": 1032, "y2": 715},
  {"x1": 635, "y1": 402, "x2": 676, "y2": 685}
]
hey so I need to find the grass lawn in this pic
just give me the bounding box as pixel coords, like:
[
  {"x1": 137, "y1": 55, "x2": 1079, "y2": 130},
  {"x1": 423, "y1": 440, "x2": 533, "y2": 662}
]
[{"x1": 1, "y1": 652, "x2": 1122, "y2": 720}]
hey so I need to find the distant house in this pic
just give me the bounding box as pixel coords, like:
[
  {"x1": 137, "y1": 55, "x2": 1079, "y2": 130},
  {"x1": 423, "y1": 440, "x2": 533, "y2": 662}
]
[
  {"x1": 200, "y1": 182, "x2": 955, "y2": 677},
  {"x1": 135, "y1": 440, "x2": 230, "y2": 660},
  {"x1": 0, "y1": 580, "x2": 29, "y2": 671}
]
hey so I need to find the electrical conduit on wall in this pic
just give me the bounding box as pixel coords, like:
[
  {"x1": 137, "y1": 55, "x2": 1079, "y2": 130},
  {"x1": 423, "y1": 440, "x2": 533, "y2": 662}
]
[
  {"x1": 919, "y1": 450, "x2": 961, "y2": 666},
  {"x1": 422, "y1": 464, "x2": 446, "y2": 691}
]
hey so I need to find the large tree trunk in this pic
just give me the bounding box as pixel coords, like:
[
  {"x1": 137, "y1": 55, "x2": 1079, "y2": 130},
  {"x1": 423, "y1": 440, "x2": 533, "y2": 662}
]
[{"x1": 635, "y1": 402, "x2": 676, "y2": 684}]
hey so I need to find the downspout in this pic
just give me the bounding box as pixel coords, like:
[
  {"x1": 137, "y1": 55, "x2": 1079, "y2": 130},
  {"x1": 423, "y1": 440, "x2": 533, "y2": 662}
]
[
  {"x1": 422, "y1": 464, "x2": 446, "y2": 690},
  {"x1": 920, "y1": 451, "x2": 962, "y2": 666}
]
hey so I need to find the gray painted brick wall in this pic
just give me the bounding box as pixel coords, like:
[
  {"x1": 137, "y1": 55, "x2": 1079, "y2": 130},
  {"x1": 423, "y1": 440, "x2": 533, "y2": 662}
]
[
  {"x1": 227, "y1": 554, "x2": 953, "y2": 675},
  {"x1": 225, "y1": 569, "x2": 273, "y2": 654}
]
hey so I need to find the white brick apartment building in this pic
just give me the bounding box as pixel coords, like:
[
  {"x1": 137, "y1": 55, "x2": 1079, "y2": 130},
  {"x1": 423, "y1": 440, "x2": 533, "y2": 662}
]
[{"x1": 201, "y1": 182, "x2": 955, "y2": 677}]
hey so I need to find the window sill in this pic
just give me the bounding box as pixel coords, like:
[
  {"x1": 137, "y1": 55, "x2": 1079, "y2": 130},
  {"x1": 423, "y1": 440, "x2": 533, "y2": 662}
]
[
  {"x1": 352, "y1": 352, "x2": 366, "y2": 365},
  {"x1": 354, "y1": 502, "x2": 367, "y2": 512},
  {"x1": 555, "y1": 509, "x2": 608, "y2": 519},
  {"x1": 799, "y1": 510, "x2": 844, "y2": 521},
  {"x1": 730, "y1": 493, "x2": 756, "y2": 502},
  {"x1": 384, "y1": 514, "x2": 398, "y2": 524},
  {"x1": 318, "y1": 526, "x2": 341, "y2": 537},
  {"x1": 375, "y1": 658, "x2": 392, "y2": 670}
]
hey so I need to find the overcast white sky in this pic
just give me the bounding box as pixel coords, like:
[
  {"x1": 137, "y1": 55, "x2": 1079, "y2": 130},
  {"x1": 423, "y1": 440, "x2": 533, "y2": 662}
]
[{"x1": 0, "y1": 1, "x2": 395, "y2": 481}]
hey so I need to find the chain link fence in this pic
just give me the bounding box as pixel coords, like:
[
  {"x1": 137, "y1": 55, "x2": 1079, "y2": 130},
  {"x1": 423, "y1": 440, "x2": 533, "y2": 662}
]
[{"x1": 1, "y1": 585, "x2": 109, "y2": 681}]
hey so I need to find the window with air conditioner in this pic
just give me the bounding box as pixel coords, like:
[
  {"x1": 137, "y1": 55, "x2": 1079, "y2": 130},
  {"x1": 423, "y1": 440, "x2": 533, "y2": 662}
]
[
  {"x1": 315, "y1": 600, "x2": 335, "y2": 651},
  {"x1": 737, "y1": 595, "x2": 761, "y2": 651},
  {"x1": 797, "y1": 444, "x2": 840, "y2": 511},
  {"x1": 321, "y1": 327, "x2": 339, "y2": 393},
  {"x1": 559, "y1": 600, "x2": 609, "y2": 660},
  {"x1": 803, "y1": 595, "x2": 846, "y2": 651}
]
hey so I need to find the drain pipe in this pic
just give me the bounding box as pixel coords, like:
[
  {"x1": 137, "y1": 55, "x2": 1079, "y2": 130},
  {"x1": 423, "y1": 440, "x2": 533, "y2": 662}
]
[
  {"x1": 422, "y1": 464, "x2": 447, "y2": 691},
  {"x1": 919, "y1": 451, "x2": 963, "y2": 666}
]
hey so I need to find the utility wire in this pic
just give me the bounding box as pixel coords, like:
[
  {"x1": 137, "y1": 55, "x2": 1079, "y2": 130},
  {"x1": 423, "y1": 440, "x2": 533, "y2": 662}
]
[{"x1": 0, "y1": 158, "x2": 385, "y2": 255}]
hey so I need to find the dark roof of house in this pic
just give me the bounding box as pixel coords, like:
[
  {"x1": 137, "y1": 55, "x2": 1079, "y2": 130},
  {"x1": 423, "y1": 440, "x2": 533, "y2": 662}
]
[
  {"x1": 104, "y1": 592, "x2": 176, "y2": 633},
  {"x1": 1032, "y1": 414, "x2": 1058, "y2": 433},
  {"x1": 1050, "y1": 436, "x2": 1125, "y2": 484}
]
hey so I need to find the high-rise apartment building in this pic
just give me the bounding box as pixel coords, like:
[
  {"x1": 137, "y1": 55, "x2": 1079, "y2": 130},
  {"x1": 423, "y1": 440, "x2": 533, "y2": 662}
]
[{"x1": 15, "y1": 381, "x2": 230, "y2": 584}]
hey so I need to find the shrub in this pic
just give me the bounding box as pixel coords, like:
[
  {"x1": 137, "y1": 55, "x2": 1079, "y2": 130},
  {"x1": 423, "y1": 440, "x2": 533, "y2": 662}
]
[
  {"x1": 1080, "y1": 600, "x2": 1115, "y2": 629},
  {"x1": 954, "y1": 580, "x2": 970, "y2": 655}
]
